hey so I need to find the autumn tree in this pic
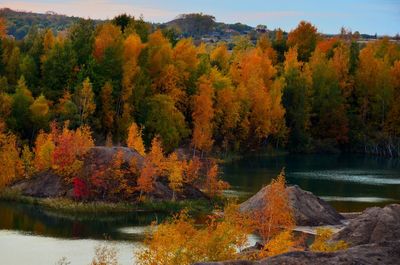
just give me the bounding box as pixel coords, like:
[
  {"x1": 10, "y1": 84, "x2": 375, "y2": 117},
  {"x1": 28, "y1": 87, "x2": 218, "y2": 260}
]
[
  {"x1": 33, "y1": 130, "x2": 55, "y2": 172},
  {"x1": 210, "y1": 43, "x2": 230, "y2": 73},
  {"x1": 127, "y1": 121, "x2": 145, "y2": 156},
  {"x1": 137, "y1": 204, "x2": 251, "y2": 265},
  {"x1": 258, "y1": 170, "x2": 295, "y2": 242},
  {"x1": 120, "y1": 34, "x2": 144, "y2": 135},
  {"x1": 287, "y1": 21, "x2": 319, "y2": 62},
  {"x1": 75, "y1": 78, "x2": 96, "y2": 124},
  {"x1": 0, "y1": 126, "x2": 23, "y2": 189},
  {"x1": 52, "y1": 124, "x2": 94, "y2": 178},
  {"x1": 93, "y1": 23, "x2": 122, "y2": 61},
  {"x1": 205, "y1": 160, "x2": 229, "y2": 197},
  {"x1": 192, "y1": 76, "x2": 214, "y2": 154},
  {"x1": 166, "y1": 152, "x2": 184, "y2": 200},
  {"x1": 0, "y1": 17, "x2": 7, "y2": 39}
]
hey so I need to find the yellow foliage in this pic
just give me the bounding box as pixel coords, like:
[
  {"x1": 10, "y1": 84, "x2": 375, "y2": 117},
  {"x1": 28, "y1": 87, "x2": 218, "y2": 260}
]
[
  {"x1": 136, "y1": 204, "x2": 251, "y2": 265},
  {"x1": 310, "y1": 228, "x2": 349, "y2": 252},
  {"x1": 259, "y1": 170, "x2": 295, "y2": 242},
  {"x1": 33, "y1": 130, "x2": 55, "y2": 172},
  {"x1": 21, "y1": 145, "x2": 35, "y2": 177},
  {"x1": 259, "y1": 230, "x2": 296, "y2": 258},
  {"x1": 166, "y1": 152, "x2": 184, "y2": 199},
  {"x1": 0, "y1": 129, "x2": 23, "y2": 189},
  {"x1": 127, "y1": 121, "x2": 146, "y2": 156}
]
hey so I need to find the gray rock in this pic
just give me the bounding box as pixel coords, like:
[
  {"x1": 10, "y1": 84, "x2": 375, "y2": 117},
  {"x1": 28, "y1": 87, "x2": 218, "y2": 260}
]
[
  {"x1": 13, "y1": 170, "x2": 64, "y2": 197},
  {"x1": 240, "y1": 185, "x2": 344, "y2": 226},
  {"x1": 333, "y1": 204, "x2": 400, "y2": 246},
  {"x1": 193, "y1": 240, "x2": 400, "y2": 265}
]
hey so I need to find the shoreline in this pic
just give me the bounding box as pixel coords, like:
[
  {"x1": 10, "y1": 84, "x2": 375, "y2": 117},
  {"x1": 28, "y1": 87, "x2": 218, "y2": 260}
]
[{"x1": 0, "y1": 188, "x2": 215, "y2": 216}]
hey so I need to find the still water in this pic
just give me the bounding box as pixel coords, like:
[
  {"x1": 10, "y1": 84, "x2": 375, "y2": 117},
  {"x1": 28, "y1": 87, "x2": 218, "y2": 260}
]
[
  {"x1": 222, "y1": 153, "x2": 400, "y2": 212},
  {"x1": 1, "y1": 154, "x2": 399, "y2": 264}
]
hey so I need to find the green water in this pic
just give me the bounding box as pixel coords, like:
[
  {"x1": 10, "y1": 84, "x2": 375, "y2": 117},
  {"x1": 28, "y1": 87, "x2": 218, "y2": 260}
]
[
  {"x1": 0, "y1": 153, "x2": 399, "y2": 264},
  {"x1": 222, "y1": 153, "x2": 400, "y2": 212}
]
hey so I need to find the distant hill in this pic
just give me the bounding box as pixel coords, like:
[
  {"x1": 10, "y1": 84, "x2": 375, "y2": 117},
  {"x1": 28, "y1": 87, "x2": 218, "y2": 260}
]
[
  {"x1": 0, "y1": 8, "x2": 81, "y2": 39},
  {"x1": 164, "y1": 13, "x2": 254, "y2": 39},
  {"x1": 0, "y1": 8, "x2": 255, "y2": 41}
]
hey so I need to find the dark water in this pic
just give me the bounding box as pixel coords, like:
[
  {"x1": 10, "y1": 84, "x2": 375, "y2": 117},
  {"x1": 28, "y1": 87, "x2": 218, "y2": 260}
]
[
  {"x1": 222, "y1": 153, "x2": 400, "y2": 212},
  {"x1": 0, "y1": 154, "x2": 399, "y2": 264}
]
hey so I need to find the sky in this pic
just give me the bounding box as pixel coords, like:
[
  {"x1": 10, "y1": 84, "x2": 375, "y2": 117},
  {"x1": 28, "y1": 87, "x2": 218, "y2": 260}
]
[{"x1": 0, "y1": 0, "x2": 399, "y2": 35}]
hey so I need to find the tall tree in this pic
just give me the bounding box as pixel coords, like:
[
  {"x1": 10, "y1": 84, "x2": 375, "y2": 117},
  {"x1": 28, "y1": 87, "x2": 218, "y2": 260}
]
[
  {"x1": 282, "y1": 47, "x2": 311, "y2": 151},
  {"x1": 192, "y1": 76, "x2": 214, "y2": 154},
  {"x1": 75, "y1": 78, "x2": 96, "y2": 125},
  {"x1": 287, "y1": 21, "x2": 319, "y2": 62}
]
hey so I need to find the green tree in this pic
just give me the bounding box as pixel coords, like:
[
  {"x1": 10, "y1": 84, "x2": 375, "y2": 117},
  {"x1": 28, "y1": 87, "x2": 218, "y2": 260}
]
[
  {"x1": 42, "y1": 41, "x2": 77, "y2": 101},
  {"x1": 144, "y1": 94, "x2": 189, "y2": 151}
]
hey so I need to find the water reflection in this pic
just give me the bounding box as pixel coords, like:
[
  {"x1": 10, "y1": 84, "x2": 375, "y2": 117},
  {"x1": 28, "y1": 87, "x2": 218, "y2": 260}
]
[
  {"x1": 0, "y1": 201, "x2": 165, "y2": 241},
  {"x1": 222, "y1": 154, "x2": 400, "y2": 212}
]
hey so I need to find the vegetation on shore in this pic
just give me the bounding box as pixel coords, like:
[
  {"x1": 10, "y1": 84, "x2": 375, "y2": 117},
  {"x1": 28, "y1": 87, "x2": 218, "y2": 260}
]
[{"x1": 0, "y1": 188, "x2": 215, "y2": 216}]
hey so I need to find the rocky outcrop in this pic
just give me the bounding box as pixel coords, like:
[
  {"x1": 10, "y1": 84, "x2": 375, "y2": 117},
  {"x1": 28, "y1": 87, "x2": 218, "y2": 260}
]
[
  {"x1": 333, "y1": 204, "x2": 400, "y2": 246},
  {"x1": 13, "y1": 170, "x2": 64, "y2": 197},
  {"x1": 240, "y1": 185, "x2": 344, "y2": 226},
  {"x1": 193, "y1": 241, "x2": 400, "y2": 265},
  {"x1": 11, "y1": 146, "x2": 207, "y2": 201}
]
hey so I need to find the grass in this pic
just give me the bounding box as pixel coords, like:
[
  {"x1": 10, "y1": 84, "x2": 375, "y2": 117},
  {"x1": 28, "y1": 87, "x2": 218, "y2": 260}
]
[{"x1": 0, "y1": 188, "x2": 216, "y2": 216}]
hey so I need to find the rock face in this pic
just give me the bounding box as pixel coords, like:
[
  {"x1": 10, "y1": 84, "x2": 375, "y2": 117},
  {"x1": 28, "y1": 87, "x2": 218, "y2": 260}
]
[
  {"x1": 240, "y1": 185, "x2": 344, "y2": 226},
  {"x1": 333, "y1": 204, "x2": 400, "y2": 246},
  {"x1": 193, "y1": 241, "x2": 400, "y2": 265},
  {"x1": 13, "y1": 170, "x2": 64, "y2": 197}
]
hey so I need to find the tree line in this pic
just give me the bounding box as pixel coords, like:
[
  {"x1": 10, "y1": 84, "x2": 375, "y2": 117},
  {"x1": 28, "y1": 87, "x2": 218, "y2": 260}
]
[{"x1": 0, "y1": 16, "x2": 399, "y2": 157}]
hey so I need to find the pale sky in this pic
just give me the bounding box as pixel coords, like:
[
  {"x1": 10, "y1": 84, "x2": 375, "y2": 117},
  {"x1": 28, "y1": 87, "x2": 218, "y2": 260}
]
[{"x1": 0, "y1": 0, "x2": 399, "y2": 35}]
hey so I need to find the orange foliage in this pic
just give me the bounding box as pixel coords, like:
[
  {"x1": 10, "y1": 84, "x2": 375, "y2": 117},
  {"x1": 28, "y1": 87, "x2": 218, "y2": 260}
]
[
  {"x1": 258, "y1": 170, "x2": 295, "y2": 242},
  {"x1": 0, "y1": 128, "x2": 23, "y2": 188},
  {"x1": 0, "y1": 17, "x2": 7, "y2": 38},
  {"x1": 184, "y1": 156, "x2": 202, "y2": 184},
  {"x1": 287, "y1": 21, "x2": 319, "y2": 61},
  {"x1": 93, "y1": 23, "x2": 122, "y2": 60},
  {"x1": 316, "y1": 37, "x2": 339, "y2": 54},
  {"x1": 205, "y1": 160, "x2": 229, "y2": 197},
  {"x1": 192, "y1": 76, "x2": 214, "y2": 153},
  {"x1": 127, "y1": 121, "x2": 146, "y2": 156},
  {"x1": 137, "y1": 204, "x2": 251, "y2": 265},
  {"x1": 52, "y1": 124, "x2": 94, "y2": 178}
]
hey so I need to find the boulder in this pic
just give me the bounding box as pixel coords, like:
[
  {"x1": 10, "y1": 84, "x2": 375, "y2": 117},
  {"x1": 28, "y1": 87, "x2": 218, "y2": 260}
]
[
  {"x1": 333, "y1": 204, "x2": 400, "y2": 246},
  {"x1": 240, "y1": 185, "x2": 344, "y2": 226},
  {"x1": 193, "y1": 240, "x2": 400, "y2": 265},
  {"x1": 13, "y1": 170, "x2": 65, "y2": 197}
]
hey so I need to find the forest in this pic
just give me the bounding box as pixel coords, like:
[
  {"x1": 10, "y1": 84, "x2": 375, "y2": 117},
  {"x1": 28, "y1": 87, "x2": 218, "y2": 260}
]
[{"x1": 0, "y1": 8, "x2": 400, "y2": 265}]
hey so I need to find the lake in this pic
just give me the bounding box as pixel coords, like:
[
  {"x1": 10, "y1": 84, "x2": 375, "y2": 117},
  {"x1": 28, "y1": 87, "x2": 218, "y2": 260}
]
[{"x1": 1, "y1": 154, "x2": 399, "y2": 264}]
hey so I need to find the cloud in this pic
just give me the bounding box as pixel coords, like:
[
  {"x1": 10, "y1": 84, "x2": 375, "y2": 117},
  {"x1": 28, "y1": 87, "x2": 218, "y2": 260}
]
[{"x1": 0, "y1": 0, "x2": 176, "y2": 21}]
